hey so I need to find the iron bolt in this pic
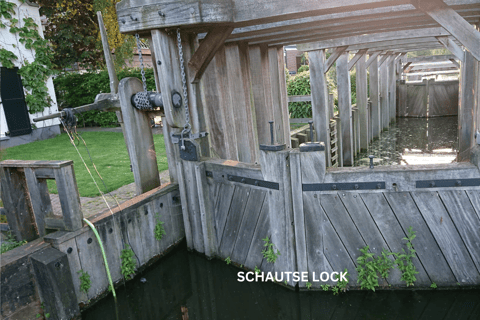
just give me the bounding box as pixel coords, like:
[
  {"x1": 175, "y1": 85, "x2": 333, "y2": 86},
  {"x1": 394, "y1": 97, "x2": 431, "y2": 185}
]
[
  {"x1": 369, "y1": 155, "x2": 374, "y2": 169},
  {"x1": 308, "y1": 120, "x2": 314, "y2": 142},
  {"x1": 332, "y1": 184, "x2": 337, "y2": 190},
  {"x1": 158, "y1": 11, "x2": 165, "y2": 17},
  {"x1": 269, "y1": 120, "x2": 274, "y2": 145}
]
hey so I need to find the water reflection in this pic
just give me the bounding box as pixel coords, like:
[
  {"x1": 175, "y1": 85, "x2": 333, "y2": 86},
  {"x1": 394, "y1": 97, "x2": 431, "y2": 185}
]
[
  {"x1": 82, "y1": 243, "x2": 480, "y2": 320},
  {"x1": 355, "y1": 117, "x2": 458, "y2": 166}
]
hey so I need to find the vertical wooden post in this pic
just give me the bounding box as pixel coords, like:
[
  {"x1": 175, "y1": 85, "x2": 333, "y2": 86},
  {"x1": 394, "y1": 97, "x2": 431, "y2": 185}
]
[
  {"x1": 275, "y1": 46, "x2": 291, "y2": 148},
  {"x1": 118, "y1": 77, "x2": 160, "y2": 195},
  {"x1": 53, "y1": 165, "x2": 83, "y2": 232},
  {"x1": 162, "y1": 116, "x2": 177, "y2": 183},
  {"x1": 336, "y1": 52, "x2": 354, "y2": 166},
  {"x1": 380, "y1": 60, "x2": 389, "y2": 131},
  {"x1": 389, "y1": 57, "x2": 397, "y2": 124},
  {"x1": 259, "y1": 149, "x2": 296, "y2": 286},
  {"x1": 458, "y1": 50, "x2": 478, "y2": 161},
  {"x1": 309, "y1": 49, "x2": 331, "y2": 166},
  {"x1": 369, "y1": 55, "x2": 380, "y2": 139},
  {"x1": 328, "y1": 93, "x2": 335, "y2": 119},
  {"x1": 356, "y1": 54, "x2": 368, "y2": 151}
]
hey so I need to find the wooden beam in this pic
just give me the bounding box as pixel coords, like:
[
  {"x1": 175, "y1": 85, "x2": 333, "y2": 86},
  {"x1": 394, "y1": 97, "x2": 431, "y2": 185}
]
[
  {"x1": 356, "y1": 54, "x2": 369, "y2": 150},
  {"x1": 97, "y1": 12, "x2": 118, "y2": 94},
  {"x1": 336, "y1": 52, "x2": 354, "y2": 166},
  {"x1": 379, "y1": 59, "x2": 389, "y2": 130},
  {"x1": 309, "y1": 49, "x2": 331, "y2": 165},
  {"x1": 348, "y1": 49, "x2": 368, "y2": 71},
  {"x1": 449, "y1": 58, "x2": 461, "y2": 68},
  {"x1": 366, "y1": 51, "x2": 381, "y2": 68},
  {"x1": 188, "y1": 27, "x2": 234, "y2": 83},
  {"x1": 436, "y1": 36, "x2": 465, "y2": 61},
  {"x1": 458, "y1": 50, "x2": 477, "y2": 161},
  {"x1": 324, "y1": 46, "x2": 347, "y2": 73},
  {"x1": 297, "y1": 27, "x2": 451, "y2": 51},
  {"x1": 378, "y1": 53, "x2": 391, "y2": 68},
  {"x1": 369, "y1": 55, "x2": 381, "y2": 138},
  {"x1": 405, "y1": 54, "x2": 458, "y2": 63},
  {"x1": 402, "y1": 61, "x2": 412, "y2": 71},
  {"x1": 415, "y1": 0, "x2": 480, "y2": 61}
]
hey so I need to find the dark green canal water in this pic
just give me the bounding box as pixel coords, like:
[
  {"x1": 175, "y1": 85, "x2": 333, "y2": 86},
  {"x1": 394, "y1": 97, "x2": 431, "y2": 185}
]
[
  {"x1": 355, "y1": 117, "x2": 458, "y2": 166},
  {"x1": 82, "y1": 243, "x2": 480, "y2": 320}
]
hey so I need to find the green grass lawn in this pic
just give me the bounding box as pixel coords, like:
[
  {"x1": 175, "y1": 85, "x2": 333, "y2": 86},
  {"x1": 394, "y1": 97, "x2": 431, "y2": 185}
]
[{"x1": 0, "y1": 132, "x2": 168, "y2": 197}]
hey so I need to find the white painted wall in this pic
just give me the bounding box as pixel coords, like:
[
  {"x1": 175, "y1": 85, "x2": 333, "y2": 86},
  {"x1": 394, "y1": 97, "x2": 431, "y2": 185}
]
[{"x1": 0, "y1": 0, "x2": 59, "y2": 137}]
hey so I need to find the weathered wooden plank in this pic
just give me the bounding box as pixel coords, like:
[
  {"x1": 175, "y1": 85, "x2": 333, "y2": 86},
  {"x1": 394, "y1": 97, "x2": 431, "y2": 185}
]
[
  {"x1": 175, "y1": 159, "x2": 193, "y2": 249},
  {"x1": 24, "y1": 168, "x2": 53, "y2": 237},
  {"x1": 94, "y1": 219, "x2": 123, "y2": 283},
  {"x1": 384, "y1": 192, "x2": 456, "y2": 285},
  {"x1": 0, "y1": 160, "x2": 73, "y2": 168},
  {"x1": 214, "y1": 183, "x2": 236, "y2": 246},
  {"x1": 134, "y1": 204, "x2": 159, "y2": 263},
  {"x1": 429, "y1": 80, "x2": 459, "y2": 116},
  {"x1": 458, "y1": 50, "x2": 477, "y2": 161},
  {"x1": 0, "y1": 167, "x2": 38, "y2": 241},
  {"x1": 268, "y1": 46, "x2": 288, "y2": 146},
  {"x1": 365, "y1": 51, "x2": 381, "y2": 68},
  {"x1": 218, "y1": 185, "x2": 250, "y2": 258},
  {"x1": 369, "y1": 55, "x2": 380, "y2": 138},
  {"x1": 277, "y1": 46, "x2": 291, "y2": 148},
  {"x1": 379, "y1": 59, "x2": 390, "y2": 130},
  {"x1": 336, "y1": 52, "x2": 354, "y2": 166},
  {"x1": 54, "y1": 165, "x2": 83, "y2": 232},
  {"x1": 244, "y1": 200, "x2": 270, "y2": 271},
  {"x1": 319, "y1": 193, "x2": 366, "y2": 264},
  {"x1": 309, "y1": 49, "x2": 331, "y2": 165},
  {"x1": 438, "y1": 190, "x2": 480, "y2": 272},
  {"x1": 438, "y1": 36, "x2": 466, "y2": 62},
  {"x1": 230, "y1": 189, "x2": 266, "y2": 264},
  {"x1": 360, "y1": 192, "x2": 431, "y2": 286},
  {"x1": 466, "y1": 190, "x2": 480, "y2": 221},
  {"x1": 97, "y1": 12, "x2": 118, "y2": 94},
  {"x1": 188, "y1": 27, "x2": 234, "y2": 83},
  {"x1": 225, "y1": 42, "x2": 258, "y2": 163},
  {"x1": 288, "y1": 95, "x2": 311, "y2": 103},
  {"x1": 303, "y1": 193, "x2": 335, "y2": 288},
  {"x1": 348, "y1": 49, "x2": 367, "y2": 71},
  {"x1": 356, "y1": 55, "x2": 368, "y2": 150},
  {"x1": 182, "y1": 160, "x2": 205, "y2": 253},
  {"x1": 324, "y1": 46, "x2": 347, "y2": 73},
  {"x1": 194, "y1": 162, "x2": 216, "y2": 258},
  {"x1": 405, "y1": 54, "x2": 457, "y2": 64},
  {"x1": 411, "y1": 191, "x2": 480, "y2": 284},
  {"x1": 118, "y1": 77, "x2": 160, "y2": 194},
  {"x1": 415, "y1": 0, "x2": 480, "y2": 61},
  {"x1": 168, "y1": 188, "x2": 185, "y2": 244}
]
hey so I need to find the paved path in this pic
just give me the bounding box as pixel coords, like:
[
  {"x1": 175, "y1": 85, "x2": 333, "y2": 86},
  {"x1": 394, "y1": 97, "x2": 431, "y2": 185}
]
[{"x1": 50, "y1": 170, "x2": 171, "y2": 218}]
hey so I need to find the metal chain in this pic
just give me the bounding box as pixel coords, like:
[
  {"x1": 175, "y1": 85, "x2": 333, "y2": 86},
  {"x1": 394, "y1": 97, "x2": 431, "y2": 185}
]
[
  {"x1": 134, "y1": 33, "x2": 152, "y2": 110},
  {"x1": 177, "y1": 28, "x2": 191, "y2": 150}
]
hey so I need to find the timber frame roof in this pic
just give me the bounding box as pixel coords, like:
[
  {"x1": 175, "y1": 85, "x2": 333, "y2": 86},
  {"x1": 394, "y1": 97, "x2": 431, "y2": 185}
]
[{"x1": 117, "y1": 0, "x2": 480, "y2": 54}]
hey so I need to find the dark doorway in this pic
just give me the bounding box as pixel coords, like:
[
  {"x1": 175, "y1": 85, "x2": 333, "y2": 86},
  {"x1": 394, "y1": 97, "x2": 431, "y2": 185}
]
[{"x1": 1, "y1": 67, "x2": 32, "y2": 137}]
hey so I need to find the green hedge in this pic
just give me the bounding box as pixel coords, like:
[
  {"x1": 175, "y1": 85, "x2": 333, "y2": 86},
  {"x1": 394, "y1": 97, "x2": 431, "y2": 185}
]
[{"x1": 54, "y1": 68, "x2": 156, "y2": 127}]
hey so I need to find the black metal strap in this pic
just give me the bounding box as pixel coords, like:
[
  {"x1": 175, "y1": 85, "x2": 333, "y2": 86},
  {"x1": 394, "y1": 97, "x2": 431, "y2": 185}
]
[
  {"x1": 303, "y1": 182, "x2": 385, "y2": 191},
  {"x1": 416, "y1": 178, "x2": 480, "y2": 188}
]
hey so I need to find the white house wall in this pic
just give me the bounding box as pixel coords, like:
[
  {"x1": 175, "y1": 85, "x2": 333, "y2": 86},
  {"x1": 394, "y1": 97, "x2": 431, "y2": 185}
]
[{"x1": 0, "y1": 0, "x2": 59, "y2": 137}]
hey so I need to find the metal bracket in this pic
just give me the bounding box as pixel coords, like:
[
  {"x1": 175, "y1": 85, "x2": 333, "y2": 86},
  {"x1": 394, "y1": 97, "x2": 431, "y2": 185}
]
[
  {"x1": 225, "y1": 174, "x2": 279, "y2": 190},
  {"x1": 171, "y1": 132, "x2": 208, "y2": 144},
  {"x1": 416, "y1": 178, "x2": 480, "y2": 188},
  {"x1": 303, "y1": 181, "x2": 385, "y2": 191},
  {"x1": 179, "y1": 140, "x2": 199, "y2": 161}
]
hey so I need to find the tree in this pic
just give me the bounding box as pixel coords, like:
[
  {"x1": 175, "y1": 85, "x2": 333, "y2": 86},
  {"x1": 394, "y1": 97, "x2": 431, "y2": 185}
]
[{"x1": 35, "y1": 0, "x2": 134, "y2": 70}]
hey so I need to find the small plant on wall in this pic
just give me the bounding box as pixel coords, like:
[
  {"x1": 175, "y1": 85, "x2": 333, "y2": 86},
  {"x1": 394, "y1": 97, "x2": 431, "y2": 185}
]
[
  {"x1": 262, "y1": 236, "x2": 280, "y2": 263},
  {"x1": 154, "y1": 213, "x2": 166, "y2": 241},
  {"x1": 120, "y1": 244, "x2": 136, "y2": 280},
  {"x1": 77, "y1": 270, "x2": 91, "y2": 294}
]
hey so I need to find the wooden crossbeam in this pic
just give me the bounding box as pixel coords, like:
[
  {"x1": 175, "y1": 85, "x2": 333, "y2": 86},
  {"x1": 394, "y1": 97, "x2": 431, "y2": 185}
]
[
  {"x1": 414, "y1": 0, "x2": 480, "y2": 61},
  {"x1": 378, "y1": 53, "x2": 392, "y2": 68},
  {"x1": 449, "y1": 58, "x2": 461, "y2": 68},
  {"x1": 348, "y1": 49, "x2": 368, "y2": 71},
  {"x1": 365, "y1": 51, "x2": 381, "y2": 68},
  {"x1": 436, "y1": 36, "x2": 465, "y2": 61},
  {"x1": 404, "y1": 54, "x2": 458, "y2": 63},
  {"x1": 324, "y1": 46, "x2": 348, "y2": 73},
  {"x1": 188, "y1": 27, "x2": 234, "y2": 83}
]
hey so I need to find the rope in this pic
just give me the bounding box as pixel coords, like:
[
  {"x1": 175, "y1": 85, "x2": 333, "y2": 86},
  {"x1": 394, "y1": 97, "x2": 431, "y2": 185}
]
[{"x1": 59, "y1": 116, "x2": 141, "y2": 265}]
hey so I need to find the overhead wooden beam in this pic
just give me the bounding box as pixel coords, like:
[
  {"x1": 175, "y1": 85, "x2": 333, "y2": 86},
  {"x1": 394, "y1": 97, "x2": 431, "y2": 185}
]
[
  {"x1": 404, "y1": 54, "x2": 458, "y2": 63},
  {"x1": 436, "y1": 36, "x2": 465, "y2": 62},
  {"x1": 414, "y1": 0, "x2": 480, "y2": 61},
  {"x1": 449, "y1": 58, "x2": 461, "y2": 68},
  {"x1": 348, "y1": 49, "x2": 368, "y2": 71},
  {"x1": 297, "y1": 27, "x2": 451, "y2": 51},
  {"x1": 188, "y1": 27, "x2": 234, "y2": 83},
  {"x1": 378, "y1": 53, "x2": 392, "y2": 68},
  {"x1": 366, "y1": 51, "x2": 381, "y2": 68},
  {"x1": 402, "y1": 61, "x2": 412, "y2": 71},
  {"x1": 324, "y1": 46, "x2": 348, "y2": 73}
]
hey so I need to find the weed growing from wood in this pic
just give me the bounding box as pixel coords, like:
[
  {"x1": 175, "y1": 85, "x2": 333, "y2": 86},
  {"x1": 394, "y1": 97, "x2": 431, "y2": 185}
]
[
  {"x1": 393, "y1": 226, "x2": 419, "y2": 287},
  {"x1": 225, "y1": 257, "x2": 231, "y2": 265},
  {"x1": 321, "y1": 284, "x2": 330, "y2": 291},
  {"x1": 376, "y1": 248, "x2": 395, "y2": 279},
  {"x1": 430, "y1": 282, "x2": 437, "y2": 289},
  {"x1": 120, "y1": 244, "x2": 136, "y2": 280},
  {"x1": 255, "y1": 266, "x2": 261, "y2": 274},
  {"x1": 0, "y1": 232, "x2": 27, "y2": 254},
  {"x1": 154, "y1": 213, "x2": 166, "y2": 241},
  {"x1": 262, "y1": 236, "x2": 280, "y2": 263},
  {"x1": 357, "y1": 246, "x2": 380, "y2": 291},
  {"x1": 77, "y1": 270, "x2": 91, "y2": 294},
  {"x1": 332, "y1": 268, "x2": 349, "y2": 295},
  {"x1": 306, "y1": 282, "x2": 312, "y2": 290}
]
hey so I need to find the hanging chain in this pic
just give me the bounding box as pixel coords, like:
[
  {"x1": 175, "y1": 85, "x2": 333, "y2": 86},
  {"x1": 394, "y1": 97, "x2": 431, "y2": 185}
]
[
  {"x1": 133, "y1": 33, "x2": 152, "y2": 110},
  {"x1": 177, "y1": 28, "x2": 191, "y2": 150}
]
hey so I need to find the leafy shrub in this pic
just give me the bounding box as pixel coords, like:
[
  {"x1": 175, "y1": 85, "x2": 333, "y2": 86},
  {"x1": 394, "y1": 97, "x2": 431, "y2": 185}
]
[
  {"x1": 287, "y1": 71, "x2": 312, "y2": 118},
  {"x1": 53, "y1": 68, "x2": 156, "y2": 127},
  {"x1": 297, "y1": 65, "x2": 309, "y2": 73}
]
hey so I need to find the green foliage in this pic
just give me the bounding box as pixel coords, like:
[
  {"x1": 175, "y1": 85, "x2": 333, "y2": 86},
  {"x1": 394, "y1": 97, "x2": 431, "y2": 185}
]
[
  {"x1": 225, "y1": 256, "x2": 231, "y2": 265},
  {"x1": 262, "y1": 236, "x2": 280, "y2": 263},
  {"x1": 120, "y1": 244, "x2": 136, "y2": 280},
  {"x1": 356, "y1": 246, "x2": 380, "y2": 291},
  {"x1": 53, "y1": 68, "x2": 156, "y2": 127},
  {"x1": 332, "y1": 268, "x2": 349, "y2": 295},
  {"x1": 430, "y1": 282, "x2": 437, "y2": 289},
  {"x1": 154, "y1": 213, "x2": 166, "y2": 241},
  {"x1": 0, "y1": 0, "x2": 15, "y2": 28},
  {"x1": 392, "y1": 226, "x2": 419, "y2": 287},
  {"x1": 306, "y1": 282, "x2": 312, "y2": 290},
  {"x1": 287, "y1": 71, "x2": 312, "y2": 118},
  {"x1": 321, "y1": 284, "x2": 330, "y2": 291},
  {"x1": 255, "y1": 266, "x2": 261, "y2": 274},
  {"x1": 1, "y1": 232, "x2": 27, "y2": 254},
  {"x1": 0, "y1": 48, "x2": 17, "y2": 68},
  {"x1": 376, "y1": 248, "x2": 395, "y2": 279},
  {"x1": 297, "y1": 65, "x2": 309, "y2": 73},
  {"x1": 77, "y1": 270, "x2": 91, "y2": 294}
]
